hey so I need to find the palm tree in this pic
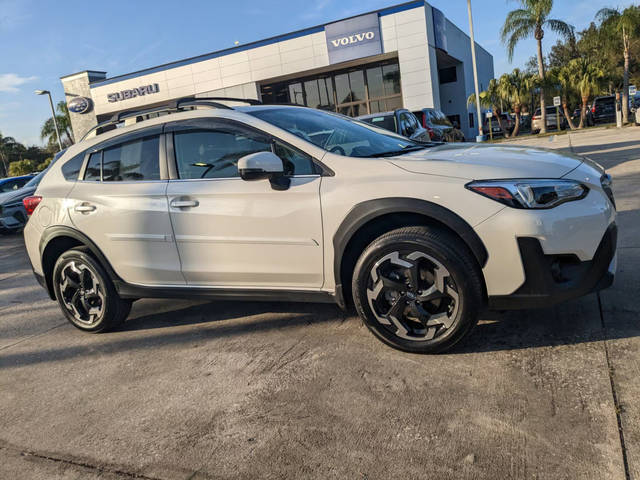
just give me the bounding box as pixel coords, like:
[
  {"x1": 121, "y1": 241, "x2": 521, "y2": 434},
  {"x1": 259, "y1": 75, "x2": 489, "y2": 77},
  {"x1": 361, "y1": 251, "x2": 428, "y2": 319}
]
[
  {"x1": 568, "y1": 58, "x2": 605, "y2": 128},
  {"x1": 467, "y1": 78, "x2": 509, "y2": 137},
  {"x1": 596, "y1": 6, "x2": 640, "y2": 124},
  {"x1": 548, "y1": 66, "x2": 576, "y2": 130},
  {"x1": 40, "y1": 101, "x2": 75, "y2": 148},
  {"x1": 497, "y1": 69, "x2": 534, "y2": 137},
  {"x1": 501, "y1": 0, "x2": 574, "y2": 134}
]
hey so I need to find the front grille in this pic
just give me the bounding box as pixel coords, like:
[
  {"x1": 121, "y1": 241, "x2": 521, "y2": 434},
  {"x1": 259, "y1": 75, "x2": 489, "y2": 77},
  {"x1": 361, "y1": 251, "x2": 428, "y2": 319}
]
[{"x1": 601, "y1": 173, "x2": 615, "y2": 209}]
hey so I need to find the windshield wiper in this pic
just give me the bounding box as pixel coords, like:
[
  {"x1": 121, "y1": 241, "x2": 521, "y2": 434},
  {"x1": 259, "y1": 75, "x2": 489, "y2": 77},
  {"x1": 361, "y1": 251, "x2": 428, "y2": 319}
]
[{"x1": 367, "y1": 145, "x2": 430, "y2": 158}]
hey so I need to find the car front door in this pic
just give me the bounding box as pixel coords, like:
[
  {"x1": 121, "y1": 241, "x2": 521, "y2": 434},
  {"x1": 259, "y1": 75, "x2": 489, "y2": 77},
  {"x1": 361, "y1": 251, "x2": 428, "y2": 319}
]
[
  {"x1": 164, "y1": 119, "x2": 324, "y2": 288},
  {"x1": 67, "y1": 127, "x2": 185, "y2": 286}
]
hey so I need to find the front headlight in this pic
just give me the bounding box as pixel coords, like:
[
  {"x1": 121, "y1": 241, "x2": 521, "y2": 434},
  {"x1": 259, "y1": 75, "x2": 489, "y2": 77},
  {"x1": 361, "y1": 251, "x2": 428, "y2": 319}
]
[{"x1": 465, "y1": 179, "x2": 589, "y2": 209}]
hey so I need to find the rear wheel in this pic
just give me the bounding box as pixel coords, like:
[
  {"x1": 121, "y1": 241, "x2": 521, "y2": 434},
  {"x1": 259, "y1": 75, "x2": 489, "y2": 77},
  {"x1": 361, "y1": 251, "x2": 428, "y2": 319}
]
[
  {"x1": 352, "y1": 227, "x2": 483, "y2": 353},
  {"x1": 52, "y1": 249, "x2": 131, "y2": 332}
]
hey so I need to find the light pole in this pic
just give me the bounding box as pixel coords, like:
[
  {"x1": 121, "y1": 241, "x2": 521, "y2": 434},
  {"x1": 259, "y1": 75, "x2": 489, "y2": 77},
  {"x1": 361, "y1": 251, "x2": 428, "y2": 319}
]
[
  {"x1": 467, "y1": 0, "x2": 484, "y2": 141},
  {"x1": 35, "y1": 90, "x2": 63, "y2": 151}
]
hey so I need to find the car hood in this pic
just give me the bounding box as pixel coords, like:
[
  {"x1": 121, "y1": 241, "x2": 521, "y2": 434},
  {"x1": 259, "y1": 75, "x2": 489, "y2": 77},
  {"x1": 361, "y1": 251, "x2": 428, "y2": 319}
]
[
  {"x1": 0, "y1": 186, "x2": 36, "y2": 206},
  {"x1": 388, "y1": 143, "x2": 584, "y2": 180}
]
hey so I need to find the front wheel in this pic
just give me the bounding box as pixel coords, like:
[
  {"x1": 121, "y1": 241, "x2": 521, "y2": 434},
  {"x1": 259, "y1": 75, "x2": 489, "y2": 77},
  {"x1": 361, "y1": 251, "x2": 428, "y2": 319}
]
[
  {"x1": 352, "y1": 227, "x2": 484, "y2": 353},
  {"x1": 52, "y1": 249, "x2": 131, "y2": 332}
]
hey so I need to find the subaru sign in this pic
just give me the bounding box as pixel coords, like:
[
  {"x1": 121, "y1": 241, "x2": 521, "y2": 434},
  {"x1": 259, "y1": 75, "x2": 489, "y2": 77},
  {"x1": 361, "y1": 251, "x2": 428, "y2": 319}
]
[
  {"x1": 325, "y1": 13, "x2": 382, "y2": 65},
  {"x1": 107, "y1": 83, "x2": 160, "y2": 103},
  {"x1": 67, "y1": 96, "x2": 92, "y2": 114}
]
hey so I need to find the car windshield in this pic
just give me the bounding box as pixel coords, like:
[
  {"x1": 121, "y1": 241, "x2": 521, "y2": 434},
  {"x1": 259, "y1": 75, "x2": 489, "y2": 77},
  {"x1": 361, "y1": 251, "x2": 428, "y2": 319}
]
[
  {"x1": 247, "y1": 107, "x2": 425, "y2": 158},
  {"x1": 430, "y1": 110, "x2": 452, "y2": 126}
]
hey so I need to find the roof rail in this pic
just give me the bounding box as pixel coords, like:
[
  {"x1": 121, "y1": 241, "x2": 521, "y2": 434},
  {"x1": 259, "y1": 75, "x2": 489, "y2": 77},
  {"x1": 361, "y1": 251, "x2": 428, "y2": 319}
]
[{"x1": 79, "y1": 96, "x2": 262, "y2": 141}]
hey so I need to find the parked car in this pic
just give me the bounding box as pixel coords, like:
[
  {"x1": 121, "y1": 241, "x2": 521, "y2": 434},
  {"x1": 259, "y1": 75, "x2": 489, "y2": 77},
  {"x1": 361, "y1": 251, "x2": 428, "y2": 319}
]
[
  {"x1": 572, "y1": 107, "x2": 595, "y2": 127},
  {"x1": 0, "y1": 171, "x2": 45, "y2": 233},
  {"x1": 532, "y1": 106, "x2": 567, "y2": 134},
  {"x1": 483, "y1": 113, "x2": 514, "y2": 137},
  {"x1": 23, "y1": 99, "x2": 617, "y2": 354},
  {"x1": 591, "y1": 95, "x2": 616, "y2": 124},
  {"x1": 0, "y1": 174, "x2": 34, "y2": 193},
  {"x1": 357, "y1": 109, "x2": 431, "y2": 143},
  {"x1": 412, "y1": 108, "x2": 465, "y2": 142}
]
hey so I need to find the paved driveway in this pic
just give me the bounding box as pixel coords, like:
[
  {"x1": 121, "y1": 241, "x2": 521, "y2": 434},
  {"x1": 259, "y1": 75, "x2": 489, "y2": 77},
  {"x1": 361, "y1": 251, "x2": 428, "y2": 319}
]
[{"x1": 1, "y1": 126, "x2": 639, "y2": 479}]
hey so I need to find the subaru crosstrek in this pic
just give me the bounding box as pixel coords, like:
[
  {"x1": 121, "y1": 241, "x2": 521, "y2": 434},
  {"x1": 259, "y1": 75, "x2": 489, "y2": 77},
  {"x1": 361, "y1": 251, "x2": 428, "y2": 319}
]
[{"x1": 22, "y1": 99, "x2": 617, "y2": 353}]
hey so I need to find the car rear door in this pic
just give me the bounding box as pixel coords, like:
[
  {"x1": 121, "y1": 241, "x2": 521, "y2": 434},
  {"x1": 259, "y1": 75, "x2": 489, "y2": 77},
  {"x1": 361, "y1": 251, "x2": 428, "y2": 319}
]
[
  {"x1": 67, "y1": 126, "x2": 185, "y2": 286},
  {"x1": 164, "y1": 118, "x2": 324, "y2": 288}
]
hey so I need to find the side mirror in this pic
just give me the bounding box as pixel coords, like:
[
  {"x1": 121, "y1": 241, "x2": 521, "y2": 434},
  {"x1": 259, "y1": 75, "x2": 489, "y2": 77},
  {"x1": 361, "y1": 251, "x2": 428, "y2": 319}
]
[{"x1": 237, "y1": 151, "x2": 290, "y2": 190}]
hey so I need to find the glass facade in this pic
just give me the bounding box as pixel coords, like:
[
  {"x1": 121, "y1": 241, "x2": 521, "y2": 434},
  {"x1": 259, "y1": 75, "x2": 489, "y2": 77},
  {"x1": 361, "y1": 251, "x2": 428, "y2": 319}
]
[{"x1": 260, "y1": 59, "x2": 402, "y2": 117}]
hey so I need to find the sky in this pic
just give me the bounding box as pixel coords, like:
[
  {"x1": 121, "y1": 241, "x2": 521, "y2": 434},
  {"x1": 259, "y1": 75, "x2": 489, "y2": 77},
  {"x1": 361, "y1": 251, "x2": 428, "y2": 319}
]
[{"x1": 0, "y1": 0, "x2": 634, "y2": 146}]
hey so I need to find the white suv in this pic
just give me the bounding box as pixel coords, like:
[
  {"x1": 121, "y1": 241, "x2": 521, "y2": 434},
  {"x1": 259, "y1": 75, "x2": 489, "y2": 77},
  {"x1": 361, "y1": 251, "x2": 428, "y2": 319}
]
[{"x1": 22, "y1": 99, "x2": 617, "y2": 353}]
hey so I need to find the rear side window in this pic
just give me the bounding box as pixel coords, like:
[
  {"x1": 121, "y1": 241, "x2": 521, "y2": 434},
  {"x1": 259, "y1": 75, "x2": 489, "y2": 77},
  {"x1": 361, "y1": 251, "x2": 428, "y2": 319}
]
[
  {"x1": 84, "y1": 152, "x2": 102, "y2": 181},
  {"x1": 362, "y1": 115, "x2": 396, "y2": 133},
  {"x1": 173, "y1": 130, "x2": 271, "y2": 179},
  {"x1": 103, "y1": 136, "x2": 160, "y2": 181},
  {"x1": 61, "y1": 153, "x2": 84, "y2": 181}
]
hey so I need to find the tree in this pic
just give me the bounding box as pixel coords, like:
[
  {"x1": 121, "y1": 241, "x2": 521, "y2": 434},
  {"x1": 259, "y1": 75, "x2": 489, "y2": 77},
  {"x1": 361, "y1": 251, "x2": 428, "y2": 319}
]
[
  {"x1": 0, "y1": 132, "x2": 19, "y2": 178},
  {"x1": 8, "y1": 159, "x2": 36, "y2": 177},
  {"x1": 501, "y1": 0, "x2": 574, "y2": 134},
  {"x1": 40, "y1": 101, "x2": 75, "y2": 148},
  {"x1": 498, "y1": 69, "x2": 534, "y2": 137},
  {"x1": 568, "y1": 58, "x2": 605, "y2": 128},
  {"x1": 596, "y1": 6, "x2": 640, "y2": 123},
  {"x1": 547, "y1": 66, "x2": 577, "y2": 130},
  {"x1": 467, "y1": 78, "x2": 509, "y2": 137}
]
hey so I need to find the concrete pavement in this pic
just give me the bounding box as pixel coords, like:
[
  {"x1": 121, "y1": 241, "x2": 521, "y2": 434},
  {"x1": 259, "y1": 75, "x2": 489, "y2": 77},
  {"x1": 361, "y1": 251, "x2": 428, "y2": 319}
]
[{"x1": 1, "y1": 126, "x2": 639, "y2": 479}]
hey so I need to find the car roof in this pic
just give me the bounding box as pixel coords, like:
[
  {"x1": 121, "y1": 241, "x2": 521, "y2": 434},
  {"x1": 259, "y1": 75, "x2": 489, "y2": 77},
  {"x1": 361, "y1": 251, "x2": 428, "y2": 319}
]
[
  {"x1": 355, "y1": 111, "x2": 395, "y2": 120},
  {"x1": 0, "y1": 175, "x2": 33, "y2": 183}
]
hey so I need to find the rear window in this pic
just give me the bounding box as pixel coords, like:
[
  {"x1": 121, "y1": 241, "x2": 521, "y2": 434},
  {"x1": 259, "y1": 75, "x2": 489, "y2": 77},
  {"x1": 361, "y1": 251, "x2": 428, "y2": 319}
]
[
  {"x1": 102, "y1": 136, "x2": 160, "y2": 181},
  {"x1": 61, "y1": 153, "x2": 85, "y2": 181},
  {"x1": 360, "y1": 115, "x2": 396, "y2": 133}
]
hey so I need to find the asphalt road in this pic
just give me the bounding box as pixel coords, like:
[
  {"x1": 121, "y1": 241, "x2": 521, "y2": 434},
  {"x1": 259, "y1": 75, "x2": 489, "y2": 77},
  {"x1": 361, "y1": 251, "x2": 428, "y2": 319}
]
[{"x1": 1, "y1": 126, "x2": 639, "y2": 479}]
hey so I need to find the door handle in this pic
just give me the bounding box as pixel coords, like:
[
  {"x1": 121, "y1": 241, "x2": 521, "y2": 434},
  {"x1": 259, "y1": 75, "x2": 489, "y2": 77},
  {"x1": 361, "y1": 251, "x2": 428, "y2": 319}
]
[
  {"x1": 170, "y1": 199, "x2": 199, "y2": 209},
  {"x1": 74, "y1": 203, "x2": 96, "y2": 213}
]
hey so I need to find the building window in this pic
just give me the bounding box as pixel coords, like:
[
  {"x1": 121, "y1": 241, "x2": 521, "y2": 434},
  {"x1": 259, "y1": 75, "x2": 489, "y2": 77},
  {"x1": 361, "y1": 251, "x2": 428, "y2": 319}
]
[
  {"x1": 439, "y1": 66, "x2": 457, "y2": 84},
  {"x1": 259, "y1": 59, "x2": 403, "y2": 117},
  {"x1": 469, "y1": 112, "x2": 474, "y2": 128}
]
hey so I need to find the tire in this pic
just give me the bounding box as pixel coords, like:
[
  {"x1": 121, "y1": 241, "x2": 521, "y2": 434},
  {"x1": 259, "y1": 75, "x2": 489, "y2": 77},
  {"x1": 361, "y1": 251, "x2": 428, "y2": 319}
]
[
  {"x1": 52, "y1": 248, "x2": 132, "y2": 333},
  {"x1": 352, "y1": 226, "x2": 484, "y2": 354}
]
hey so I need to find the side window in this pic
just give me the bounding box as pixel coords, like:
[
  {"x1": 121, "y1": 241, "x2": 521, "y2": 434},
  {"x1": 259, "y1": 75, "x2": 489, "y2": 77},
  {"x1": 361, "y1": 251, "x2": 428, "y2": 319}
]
[
  {"x1": 273, "y1": 142, "x2": 315, "y2": 176},
  {"x1": 61, "y1": 153, "x2": 85, "y2": 181},
  {"x1": 103, "y1": 136, "x2": 160, "y2": 181},
  {"x1": 0, "y1": 180, "x2": 18, "y2": 192},
  {"x1": 173, "y1": 130, "x2": 271, "y2": 179},
  {"x1": 84, "y1": 152, "x2": 102, "y2": 181}
]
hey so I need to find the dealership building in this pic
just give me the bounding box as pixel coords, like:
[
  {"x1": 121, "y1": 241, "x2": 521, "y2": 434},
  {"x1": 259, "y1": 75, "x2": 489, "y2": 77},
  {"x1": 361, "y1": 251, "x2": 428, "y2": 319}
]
[{"x1": 61, "y1": 0, "x2": 494, "y2": 141}]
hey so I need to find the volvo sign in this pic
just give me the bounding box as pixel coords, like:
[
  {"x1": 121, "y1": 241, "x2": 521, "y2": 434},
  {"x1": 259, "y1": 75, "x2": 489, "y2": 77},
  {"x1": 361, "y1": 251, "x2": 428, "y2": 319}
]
[
  {"x1": 107, "y1": 83, "x2": 160, "y2": 103},
  {"x1": 325, "y1": 13, "x2": 382, "y2": 65}
]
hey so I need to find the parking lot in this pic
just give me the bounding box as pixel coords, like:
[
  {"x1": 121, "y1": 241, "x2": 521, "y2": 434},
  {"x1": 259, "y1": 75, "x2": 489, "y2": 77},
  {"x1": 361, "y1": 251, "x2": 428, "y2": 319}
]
[{"x1": 1, "y1": 126, "x2": 639, "y2": 479}]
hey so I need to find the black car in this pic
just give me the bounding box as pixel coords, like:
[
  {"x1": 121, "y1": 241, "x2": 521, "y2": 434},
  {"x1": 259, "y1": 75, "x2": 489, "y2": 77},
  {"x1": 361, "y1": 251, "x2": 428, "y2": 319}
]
[
  {"x1": 0, "y1": 172, "x2": 46, "y2": 233},
  {"x1": 357, "y1": 109, "x2": 431, "y2": 143},
  {"x1": 412, "y1": 108, "x2": 465, "y2": 142},
  {"x1": 591, "y1": 95, "x2": 616, "y2": 124}
]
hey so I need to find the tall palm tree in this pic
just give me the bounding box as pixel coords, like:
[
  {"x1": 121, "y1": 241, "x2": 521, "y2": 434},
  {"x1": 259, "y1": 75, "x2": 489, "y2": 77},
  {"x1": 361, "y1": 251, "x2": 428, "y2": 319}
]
[
  {"x1": 596, "y1": 6, "x2": 640, "y2": 124},
  {"x1": 498, "y1": 69, "x2": 534, "y2": 137},
  {"x1": 568, "y1": 58, "x2": 605, "y2": 128},
  {"x1": 40, "y1": 101, "x2": 75, "y2": 148},
  {"x1": 501, "y1": 0, "x2": 574, "y2": 134},
  {"x1": 467, "y1": 78, "x2": 509, "y2": 137},
  {"x1": 548, "y1": 66, "x2": 576, "y2": 130}
]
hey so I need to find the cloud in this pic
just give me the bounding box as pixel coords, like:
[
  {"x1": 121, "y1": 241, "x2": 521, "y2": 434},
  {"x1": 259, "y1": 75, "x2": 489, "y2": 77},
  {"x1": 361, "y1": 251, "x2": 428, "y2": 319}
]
[{"x1": 0, "y1": 73, "x2": 37, "y2": 93}]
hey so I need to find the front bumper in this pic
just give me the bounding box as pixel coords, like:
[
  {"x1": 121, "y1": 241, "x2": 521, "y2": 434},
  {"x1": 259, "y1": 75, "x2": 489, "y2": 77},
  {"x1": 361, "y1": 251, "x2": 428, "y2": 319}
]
[{"x1": 488, "y1": 223, "x2": 617, "y2": 309}]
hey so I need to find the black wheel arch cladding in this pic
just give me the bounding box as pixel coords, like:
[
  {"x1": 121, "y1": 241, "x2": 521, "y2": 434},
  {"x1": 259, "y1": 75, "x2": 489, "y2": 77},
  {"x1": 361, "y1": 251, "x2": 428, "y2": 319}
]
[{"x1": 333, "y1": 197, "x2": 489, "y2": 305}]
